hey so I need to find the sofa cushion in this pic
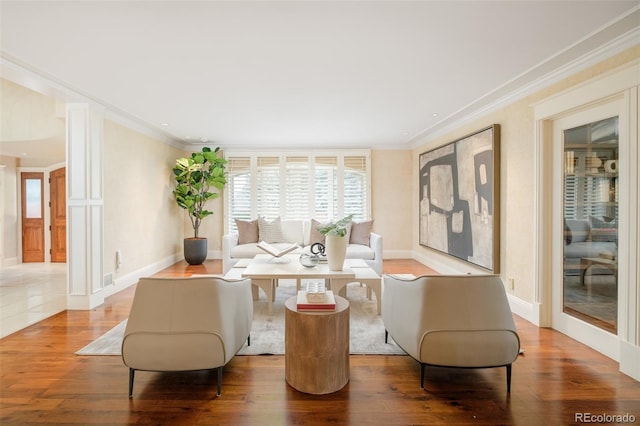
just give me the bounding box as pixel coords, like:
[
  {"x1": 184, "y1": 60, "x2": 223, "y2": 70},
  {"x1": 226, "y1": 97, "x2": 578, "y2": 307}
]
[
  {"x1": 346, "y1": 244, "x2": 375, "y2": 260},
  {"x1": 235, "y1": 219, "x2": 259, "y2": 244},
  {"x1": 350, "y1": 219, "x2": 374, "y2": 246},
  {"x1": 258, "y1": 217, "x2": 285, "y2": 243},
  {"x1": 231, "y1": 242, "x2": 303, "y2": 259},
  {"x1": 280, "y1": 220, "x2": 305, "y2": 246}
]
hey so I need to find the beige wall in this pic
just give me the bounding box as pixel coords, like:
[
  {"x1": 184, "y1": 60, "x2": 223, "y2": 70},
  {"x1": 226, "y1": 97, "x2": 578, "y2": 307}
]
[
  {"x1": 0, "y1": 155, "x2": 19, "y2": 265},
  {"x1": 412, "y1": 45, "x2": 640, "y2": 303},
  {"x1": 371, "y1": 149, "x2": 413, "y2": 257},
  {"x1": 103, "y1": 121, "x2": 186, "y2": 280},
  {"x1": 0, "y1": 79, "x2": 65, "y2": 167}
]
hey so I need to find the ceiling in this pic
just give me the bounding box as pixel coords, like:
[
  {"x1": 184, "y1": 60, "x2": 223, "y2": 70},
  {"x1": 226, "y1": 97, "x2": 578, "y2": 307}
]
[{"x1": 1, "y1": 1, "x2": 639, "y2": 159}]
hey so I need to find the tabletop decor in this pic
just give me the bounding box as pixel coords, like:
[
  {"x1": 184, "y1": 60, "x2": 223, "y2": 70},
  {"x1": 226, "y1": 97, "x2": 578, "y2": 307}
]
[{"x1": 317, "y1": 214, "x2": 353, "y2": 271}]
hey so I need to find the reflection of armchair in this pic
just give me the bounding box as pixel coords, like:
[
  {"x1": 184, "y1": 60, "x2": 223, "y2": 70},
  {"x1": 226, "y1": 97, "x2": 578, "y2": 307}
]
[
  {"x1": 382, "y1": 274, "x2": 520, "y2": 391},
  {"x1": 121, "y1": 277, "x2": 253, "y2": 397}
]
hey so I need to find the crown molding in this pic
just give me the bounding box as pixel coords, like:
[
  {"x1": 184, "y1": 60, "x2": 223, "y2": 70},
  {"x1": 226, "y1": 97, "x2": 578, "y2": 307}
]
[
  {"x1": 410, "y1": 7, "x2": 640, "y2": 149},
  {"x1": 1, "y1": 54, "x2": 185, "y2": 150}
]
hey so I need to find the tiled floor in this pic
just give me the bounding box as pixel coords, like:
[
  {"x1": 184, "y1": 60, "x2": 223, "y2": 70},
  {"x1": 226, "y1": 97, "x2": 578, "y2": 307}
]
[{"x1": 0, "y1": 263, "x2": 67, "y2": 338}]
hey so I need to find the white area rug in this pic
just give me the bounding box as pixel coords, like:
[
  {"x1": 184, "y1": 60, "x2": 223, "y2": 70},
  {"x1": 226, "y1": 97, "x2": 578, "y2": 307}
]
[
  {"x1": 75, "y1": 320, "x2": 127, "y2": 355},
  {"x1": 76, "y1": 280, "x2": 406, "y2": 356}
]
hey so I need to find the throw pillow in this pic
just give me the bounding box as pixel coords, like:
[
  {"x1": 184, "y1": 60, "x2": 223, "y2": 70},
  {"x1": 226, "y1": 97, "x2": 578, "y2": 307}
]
[
  {"x1": 258, "y1": 217, "x2": 285, "y2": 243},
  {"x1": 235, "y1": 219, "x2": 259, "y2": 244},
  {"x1": 350, "y1": 219, "x2": 374, "y2": 245},
  {"x1": 564, "y1": 220, "x2": 572, "y2": 245},
  {"x1": 310, "y1": 219, "x2": 328, "y2": 245},
  {"x1": 589, "y1": 215, "x2": 617, "y2": 243}
]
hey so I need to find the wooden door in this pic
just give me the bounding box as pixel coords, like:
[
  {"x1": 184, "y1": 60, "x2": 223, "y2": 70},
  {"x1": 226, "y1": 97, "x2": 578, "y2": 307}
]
[
  {"x1": 21, "y1": 172, "x2": 45, "y2": 262},
  {"x1": 50, "y1": 167, "x2": 67, "y2": 262}
]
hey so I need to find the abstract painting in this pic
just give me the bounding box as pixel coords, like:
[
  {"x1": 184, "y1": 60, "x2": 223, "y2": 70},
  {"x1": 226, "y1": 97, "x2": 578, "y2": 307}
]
[{"x1": 419, "y1": 125, "x2": 500, "y2": 272}]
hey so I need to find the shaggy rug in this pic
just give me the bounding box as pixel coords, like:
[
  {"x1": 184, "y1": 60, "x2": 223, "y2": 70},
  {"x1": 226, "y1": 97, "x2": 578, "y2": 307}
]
[{"x1": 76, "y1": 281, "x2": 405, "y2": 356}]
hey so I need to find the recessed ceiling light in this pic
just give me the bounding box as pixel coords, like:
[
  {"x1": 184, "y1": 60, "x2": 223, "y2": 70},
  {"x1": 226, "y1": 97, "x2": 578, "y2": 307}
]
[
  {"x1": 432, "y1": 113, "x2": 439, "y2": 117},
  {"x1": 160, "y1": 122, "x2": 169, "y2": 126}
]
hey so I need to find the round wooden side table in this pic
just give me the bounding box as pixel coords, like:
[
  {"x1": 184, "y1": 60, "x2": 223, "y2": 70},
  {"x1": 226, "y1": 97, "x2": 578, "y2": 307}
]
[{"x1": 284, "y1": 295, "x2": 349, "y2": 395}]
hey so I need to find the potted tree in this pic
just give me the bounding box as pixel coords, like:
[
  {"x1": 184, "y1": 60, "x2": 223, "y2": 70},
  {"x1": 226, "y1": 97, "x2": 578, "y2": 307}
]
[
  {"x1": 173, "y1": 147, "x2": 227, "y2": 265},
  {"x1": 317, "y1": 214, "x2": 353, "y2": 271}
]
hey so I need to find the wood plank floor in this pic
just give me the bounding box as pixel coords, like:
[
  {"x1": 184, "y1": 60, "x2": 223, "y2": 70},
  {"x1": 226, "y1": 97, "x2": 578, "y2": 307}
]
[{"x1": 1, "y1": 260, "x2": 639, "y2": 425}]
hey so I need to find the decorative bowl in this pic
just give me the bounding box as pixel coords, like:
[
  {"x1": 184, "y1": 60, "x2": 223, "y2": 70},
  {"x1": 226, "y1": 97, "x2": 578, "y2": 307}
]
[{"x1": 299, "y1": 253, "x2": 319, "y2": 268}]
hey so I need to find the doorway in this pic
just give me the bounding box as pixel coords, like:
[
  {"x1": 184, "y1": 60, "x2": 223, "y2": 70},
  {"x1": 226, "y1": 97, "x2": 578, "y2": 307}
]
[
  {"x1": 50, "y1": 167, "x2": 66, "y2": 262},
  {"x1": 550, "y1": 97, "x2": 624, "y2": 354},
  {"x1": 20, "y1": 172, "x2": 44, "y2": 262}
]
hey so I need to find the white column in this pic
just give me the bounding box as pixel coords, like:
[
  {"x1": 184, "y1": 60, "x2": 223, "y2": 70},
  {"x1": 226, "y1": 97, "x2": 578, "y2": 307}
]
[{"x1": 66, "y1": 103, "x2": 104, "y2": 310}]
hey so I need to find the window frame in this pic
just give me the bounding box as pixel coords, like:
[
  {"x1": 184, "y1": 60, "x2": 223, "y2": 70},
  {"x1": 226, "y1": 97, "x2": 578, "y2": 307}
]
[{"x1": 223, "y1": 149, "x2": 371, "y2": 233}]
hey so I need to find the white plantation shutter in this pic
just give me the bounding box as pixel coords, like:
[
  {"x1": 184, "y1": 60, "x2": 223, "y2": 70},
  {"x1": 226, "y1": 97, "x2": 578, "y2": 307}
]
[
  {"x1": 564, "y1": 173, "x2": 611, "y2": 220},
  {"x1": 227, "y1": 157, "x2": 252, "y2": 232},
  {"x1": 256, "y1": 157, "x2": 280, "y2": 220},
  {"x1": 224, "y1": 150, "x2": 370, "y2": 232},
  {"x1": 344, "y1": 156, "x2": 368, "y2": 221},
  {"x1": 314, "y1": 156, "x2": 337, "y2": 220},
  {"x1": 285, "y1": 156, "x2": 310, "y2": 219}
]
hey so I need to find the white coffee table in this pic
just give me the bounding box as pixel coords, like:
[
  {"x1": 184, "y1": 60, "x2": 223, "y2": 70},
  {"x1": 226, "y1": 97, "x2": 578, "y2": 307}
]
[
  {"x1": 329, "y1": 267, "x2": 382, "y2": 314},
  {"x1": 234, "y1": 254, "x2": 358, "y2": 315}
]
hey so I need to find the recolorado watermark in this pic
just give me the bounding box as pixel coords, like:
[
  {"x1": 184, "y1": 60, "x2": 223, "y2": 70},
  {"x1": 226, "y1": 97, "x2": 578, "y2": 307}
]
[{"x1": 575, "y1": 412, "x2": 636, "y2": 423}]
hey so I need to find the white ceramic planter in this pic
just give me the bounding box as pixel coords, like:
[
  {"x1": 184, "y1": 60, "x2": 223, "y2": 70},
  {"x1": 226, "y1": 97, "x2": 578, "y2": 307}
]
[{"x1": 325, "y1": 235, "x2": 348, "y2": 271}]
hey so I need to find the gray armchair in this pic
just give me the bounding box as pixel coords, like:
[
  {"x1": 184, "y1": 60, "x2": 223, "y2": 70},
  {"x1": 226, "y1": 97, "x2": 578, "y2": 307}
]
[
  {"x1": 121, "y1": 276, "x2": 253, "y2": 397},
  {"x1": 382, "y1": 274, "x2": 520, "y2": 392}
]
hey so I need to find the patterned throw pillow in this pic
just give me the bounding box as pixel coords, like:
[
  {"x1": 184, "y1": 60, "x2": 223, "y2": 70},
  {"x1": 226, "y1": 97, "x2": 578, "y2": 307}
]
[
  {"x1": 235, "y1": 219, "x2": 259, "y2": 244},
  {"x1": 350, "y1": 219, "x2": 374, "y2": 246},
  {"x1": 258, "y1": 217, "x2": 285, "y2": 243}
]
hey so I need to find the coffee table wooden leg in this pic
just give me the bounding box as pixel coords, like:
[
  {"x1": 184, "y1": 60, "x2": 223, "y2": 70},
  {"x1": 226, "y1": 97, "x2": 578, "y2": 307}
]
[
  {"x1": 252, "y1": 278, "x2": 275, "y2": 314},
  {"x1": 362, "y1": 279, "x2": 382, "y2": 315}
]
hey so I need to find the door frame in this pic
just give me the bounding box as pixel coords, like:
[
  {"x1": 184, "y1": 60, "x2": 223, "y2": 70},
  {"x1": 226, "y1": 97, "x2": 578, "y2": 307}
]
[
  {"x1": 550, "y1": 98, "x2": 625, "y2": 359},
  {"x1": 17, "y1": 162, "x2": 66, "y2": 263},
  {"x1": 533, "y1": 62, "x2": 639, "y2": 366},
  {"x1": 20, "y1": 171, "x2": 45, "y2": 263}
]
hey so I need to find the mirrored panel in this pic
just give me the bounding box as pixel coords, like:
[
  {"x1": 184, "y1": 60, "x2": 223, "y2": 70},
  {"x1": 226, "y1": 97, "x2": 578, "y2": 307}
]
[
  {"x1": 25, "y1": 179, "x2": 42, "y2": 219},
  {"x1": 563, "y1": 116, "x2": 618, "y2": 333}
]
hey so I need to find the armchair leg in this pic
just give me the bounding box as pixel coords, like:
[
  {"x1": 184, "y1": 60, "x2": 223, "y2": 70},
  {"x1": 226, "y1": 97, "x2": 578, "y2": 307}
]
[
  {"x1": 506, "y1": 364, "x2": 512, "y2": 393},
  {"x1": 216, "y1": 367, "x2": 223, "y2": 396},
  {"x1": 420, "y1": 363, "x2": 426, "y2": 389},
  {"x1": 248, "y1": 334, "x2": 251, "y2": 346},
  {"x1": 384, "y1": 330, "x2": 388, "y2": 344},
  {"x1": 128, "y1": 369, "x2": 135, "y2": 398}
]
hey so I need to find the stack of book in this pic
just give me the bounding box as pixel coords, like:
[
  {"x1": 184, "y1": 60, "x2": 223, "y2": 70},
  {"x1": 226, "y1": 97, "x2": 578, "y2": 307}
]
[{"x1": 296, "y1": 284, "x2": 336, "y2": 311}]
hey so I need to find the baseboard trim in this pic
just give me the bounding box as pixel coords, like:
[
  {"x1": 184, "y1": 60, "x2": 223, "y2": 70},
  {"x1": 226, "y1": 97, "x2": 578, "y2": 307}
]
[
  {"x1": 620, "y1": 340, "x2": 640, "y2": 381},
  {"x1": 507, "y1": 294, "x2": 536, "y2": 324},
  {"x1": 105, "y1": 253, "x2": 183, "y2": 298}
]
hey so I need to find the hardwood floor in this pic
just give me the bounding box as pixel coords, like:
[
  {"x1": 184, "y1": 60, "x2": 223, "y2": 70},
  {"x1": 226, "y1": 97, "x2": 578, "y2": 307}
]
[{"x1": 1, "y1": 260, "x2": 638, "y2": 425}]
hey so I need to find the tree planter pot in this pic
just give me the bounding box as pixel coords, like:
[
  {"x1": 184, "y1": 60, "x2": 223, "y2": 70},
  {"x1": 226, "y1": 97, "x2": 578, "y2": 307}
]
[
  {"x1": 184, "y1": 238, "x2": 207, "y2": 265},
  {"x1": 325, "y1": 235, "x2": 348, "y2": 271}
]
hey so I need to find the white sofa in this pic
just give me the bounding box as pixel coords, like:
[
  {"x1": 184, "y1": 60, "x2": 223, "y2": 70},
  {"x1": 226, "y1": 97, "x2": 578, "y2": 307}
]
[
  {"x1": 382, "y1": 274, "x2": 520, "y2": 392},
  {"x1": 564, "y1": 218, "x2": 617, "y2": 275},
  {"x1": 222, "y1": 218, "x2": 382, "y2": 275},
  {"x1": 121, "y1": 276, "x2": 253, "y2": 397}
]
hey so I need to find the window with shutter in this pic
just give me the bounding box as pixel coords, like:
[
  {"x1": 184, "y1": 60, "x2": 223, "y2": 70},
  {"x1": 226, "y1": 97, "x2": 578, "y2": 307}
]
[{"x1": 224, "y1": 150, "x2": 370, "y2": 232}]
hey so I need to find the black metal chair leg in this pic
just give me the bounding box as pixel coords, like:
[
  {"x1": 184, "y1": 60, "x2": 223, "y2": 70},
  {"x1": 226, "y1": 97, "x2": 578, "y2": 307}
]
[
  {"x1": 506, "y1": 364, "x2": 512, "y2": 393},
  {"x1": 248, "y1": 334, "x2": 251, "y2": 346},
  {"x1": 384, "y1": 330, "x2": 388, "y2": 343},
  {"x1": 217, "y1": 366, "x2": 223, "y2": 396},
  {"x1": 128, "y1": 369, "x2": 135, "y2": 398},
  {"x1": 420, "y1": 363, "x2": 426, "y2": 389}
]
